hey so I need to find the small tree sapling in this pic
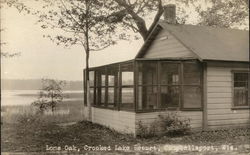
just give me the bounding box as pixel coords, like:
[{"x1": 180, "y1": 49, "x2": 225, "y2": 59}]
[{"x1": 32, "y1": 79, "x2": 66, "y2": 114}]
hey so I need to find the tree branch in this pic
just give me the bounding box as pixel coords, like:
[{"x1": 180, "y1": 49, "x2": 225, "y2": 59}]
[
  {"x1": 136, "y1": 0, "x2": 147, "y2": 14},
  {"x1": 59, "y1": 0, "x2": 82, "y2": 27},
  {"x1": 122, "y1": 20, "x2": 139, "y2": 32},
  {"x1": 90, "y1": 42, "x2": 113, "y2": 51},
  {"x1": 114, "y1": 0, "x2": 148, "y2": 40},
  {"x1": 146, "y1": 0, "x2": 163, "y2": 38}
]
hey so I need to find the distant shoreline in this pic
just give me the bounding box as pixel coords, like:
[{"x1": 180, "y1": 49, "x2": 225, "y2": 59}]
[
  {"x1": 1, "y1": 79, "x2": 83, "y2": 91},
  {"x1": 1, "y1": 90, "x2": 83, "y2": 106}
]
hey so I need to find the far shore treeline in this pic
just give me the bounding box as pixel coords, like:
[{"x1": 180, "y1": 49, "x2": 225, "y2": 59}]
[{"x1": 1, "y1": 79, "x2": 83, "y2": 91}]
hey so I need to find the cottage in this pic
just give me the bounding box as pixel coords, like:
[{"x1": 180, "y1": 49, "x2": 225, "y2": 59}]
[{"x1": 83, "y1": 5, "x2": 249, "y2": 135}]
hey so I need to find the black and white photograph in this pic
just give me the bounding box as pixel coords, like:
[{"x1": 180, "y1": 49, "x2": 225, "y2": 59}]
[{"x1": 1, "y1": 0, "x2": 249, "y2": 154}]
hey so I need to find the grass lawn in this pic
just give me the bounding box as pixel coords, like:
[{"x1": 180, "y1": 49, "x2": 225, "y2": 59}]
[{"x1": 1, "y1": 113, "x2": 250, "y2": 154}]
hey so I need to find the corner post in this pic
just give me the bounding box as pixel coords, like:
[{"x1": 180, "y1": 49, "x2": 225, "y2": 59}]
[{"x1": 202, "y1": 62, "x2": 208, "y2": 130}]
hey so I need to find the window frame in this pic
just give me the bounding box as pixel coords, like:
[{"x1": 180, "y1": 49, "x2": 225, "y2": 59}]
[
  {"x1": 137, "y1": 60, "x2": 160, "y2": 111},
  {"x1": 136, "y1": 60, "x2": 203, "y2": 112},
  {"x1": 158, "y1": 61, "x2": 181, "y2": 110},
  {"x1": 119, "y1": 62, "x2": 135, "y2": 111},
  {"x1": 106, "y1": 65, "x2": 119, "y2": 109},
  {"x1": 89, "y1": 60, "x2": 135, "y2": 112},
  {"x1": 231, "y1": 70, "x2": 250, "y2": 109},
  {"x1": 86, "y1": 59, "x2": 203, "y2": 112},
  {"x1": 180, "y1": 61, "x2": 203, "y2": 111}
]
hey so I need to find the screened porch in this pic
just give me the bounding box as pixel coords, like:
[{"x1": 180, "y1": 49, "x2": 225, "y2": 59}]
[{"x1": 84, "y1": 59, "x2": 203, "y2": 112}]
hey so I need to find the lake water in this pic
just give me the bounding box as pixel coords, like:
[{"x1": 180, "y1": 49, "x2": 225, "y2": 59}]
[
  {"x1": 1, "y1": 90, "x2": 85, "y2": 123},
  {"x1": 1, "y1": 90, "x2": 84, "y2": 106}
]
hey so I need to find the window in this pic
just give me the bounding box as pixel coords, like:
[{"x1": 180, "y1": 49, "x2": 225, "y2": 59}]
[{"x1": 233, "y1": 71, "x2": 249, "y2": 107}]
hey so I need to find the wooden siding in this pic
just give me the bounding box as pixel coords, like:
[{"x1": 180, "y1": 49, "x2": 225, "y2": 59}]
[
  {"x1": 135, "y1": 111, "x2": 203, "y2": 134},
  {"x1": 206, "y1": 63, "x2": 250, "y2": 128},
  {"x1": 91, "y1": 107, "x2": 136, "y2": 134},
  {"x1": 143, "y1": 30, "x2": 196, "y2": 59}
]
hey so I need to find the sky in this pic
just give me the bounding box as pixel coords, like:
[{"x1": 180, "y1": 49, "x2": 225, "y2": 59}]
[
  {"x1": 1, "y1": 0, "x2": 248, "y2": 81},
  {"x1": 1, "y1": 3, "x2": 143, "y2": 81}
]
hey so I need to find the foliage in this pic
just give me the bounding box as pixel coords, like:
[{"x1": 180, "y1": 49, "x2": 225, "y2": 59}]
[
  {"x1": 137, "y1": 121, "x2": 149, "y2": 138},
  {"x1": 103, "y1": 0, "x2": 249, "y2": 41},
  {"x1": 2, "y1": 0, "x2": 249, "y2": 44},
  {"x1": 32, "y1": 79, "x2": 65, "y2": 113},
  {"x1": 35, "y1": 0, "x2": 120, "y2": 50},
  {"x1": 2, "y1": 0, "x2": 124, "y2": 87},
  {"x1": 103, "y1": 0, "x2": 189, "y2": 40},
  {"x1": 1, "y1": 52, "x2": 20, "y2": 58},
  {"x1": 0, "y1": 28, "x2": 21, "y2": 58},
  {"x1": 137, "y1": 113, "x2": 191, "y2": 138},
  {"x1": 196, "y1": 0, "x2": 249, "y2": 29},
  {"x1": 2, "y1": 0, "x2": 119, "y2": 50}
]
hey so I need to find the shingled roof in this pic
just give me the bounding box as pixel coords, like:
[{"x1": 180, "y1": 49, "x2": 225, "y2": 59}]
[{"x1": 136, "y1": 21, "x2": 249, "y2": 62}]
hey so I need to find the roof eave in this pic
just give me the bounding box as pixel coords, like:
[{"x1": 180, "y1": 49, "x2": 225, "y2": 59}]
[{"x1": 203, "y1": 59, "x2": 250, "y2": 63}]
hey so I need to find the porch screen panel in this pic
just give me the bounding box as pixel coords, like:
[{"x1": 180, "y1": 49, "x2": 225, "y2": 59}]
[
  {"x1": 183, "y1": 86, "x2": 201, "y2": 108},
  {"x1": 160, "y1": 63, "x2": 179, "y2": 85},
  {"x1": 183, "y1": 63, "x2": 201, "y2": 85},
  {"x1": 182, "y1": 62, "x2": 202, "y2": 109},
  {"x1": 138, "y1": 62, "x2": 157, "y2": 85},
  {"x1": 138, "y1": 86, "x2": 158, "y2": 110},
  {"x1": 160, "y1": 86, "x2": 180, "y2": 108},
  {"x1": 120, "y1": 63, "x2": 134, "y2": 110},
  {"x1": 138, "y1": 62, "x2": 159, "y2": 110},
  {"x1": 107, "y1": 66, "x2": 119, "y2": 108},
  {"x1": 136, "y1": 60, "x2": 202, "y2": 111},
  {"x1": 160, "y1": 62, "x2": 180, "y2": 108},
  {"x1": 121, "y1": 88, "x2": 134, "y2": 109},
  {"x1": 95, "y1": 69, "x2": 106, "y2": 107},
  {"x1": 89, "y1": 71, "x2": 95, "y2": 105}
]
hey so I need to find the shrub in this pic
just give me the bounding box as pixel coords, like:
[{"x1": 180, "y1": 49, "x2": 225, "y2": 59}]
[
  {"x1": 157, "y1": 113, "x2": 191, "y2": 136},
  {"x1": 137, "y1": 113, "x2": 191, "y2": 138},
  {"x1": 32, "y1": 79, "x2": 65, "y2": 114},
  {"x1": 137, "y1": 121, "x2": 149, "y2": 138}
]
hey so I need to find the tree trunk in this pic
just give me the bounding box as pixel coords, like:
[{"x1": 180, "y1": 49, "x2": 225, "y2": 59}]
[
  {"x1": 85, "y1": 0, "x2": 92, "y2": 122},
  {"x1": 85, "y1": 50, "x2": 91, "y2": 121}
]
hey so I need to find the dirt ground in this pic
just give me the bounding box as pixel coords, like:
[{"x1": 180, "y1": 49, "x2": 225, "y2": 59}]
[{"x1": 1, "y1": 116, "x2": 250, "y2": 155}]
